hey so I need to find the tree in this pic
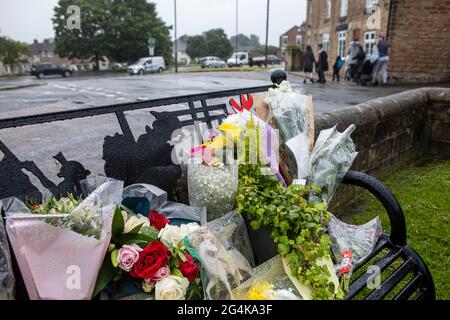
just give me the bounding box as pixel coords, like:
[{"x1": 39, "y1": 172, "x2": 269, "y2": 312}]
[
  {"x1": 204, "y1": 29, "x2": 233, "y2": 60},
  {"x1": 230, "y1": 33, "x2": 250, "y2": 51},
  {"x1": 254, "y1": 45, "x2": 279, "y2": 56},
  {"x1": 186, "y1": 35, "x2": 208, "y2": 60},
  {"x1": 249, "y1": 34, "x2": 261, "y2": 48},
  {"x1": 0, "y1": 36, "x2": 31, "y2": 67},
  {"x1": 52, "y1": 0, "x2": 172, "y2": 68}
]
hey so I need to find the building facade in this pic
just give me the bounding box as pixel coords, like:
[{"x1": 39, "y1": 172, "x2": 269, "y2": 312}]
[
  {"x1": 279, "y1": 25, "x2": 305, "y2": 58},
  {"x1": 305, "y1": 0, "x2": 450, "y2": 83}
]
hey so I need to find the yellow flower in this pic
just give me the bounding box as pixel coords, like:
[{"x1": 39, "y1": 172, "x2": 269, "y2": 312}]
[
  {"x1": 204, "y1": 134, "x2": 228, "y2": 152},
  {"x1": 247, "y1": 282, "x2": 273, "y2": 300},
  {"x1": 218, "y1": 123, "x2": 242, "y2": 142}
]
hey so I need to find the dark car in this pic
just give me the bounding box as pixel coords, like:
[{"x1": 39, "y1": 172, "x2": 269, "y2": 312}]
[{"x1": 30, "y1": 64, "x2": 73, "y2": 79}]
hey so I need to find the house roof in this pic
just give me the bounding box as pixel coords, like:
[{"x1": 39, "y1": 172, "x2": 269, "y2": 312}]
[
  {"x1": 281, "y1": 25, "x2": 300, "y2": 36},
  {"x1": 30, "y1": 38, "x2": 55, "y2": 56}
]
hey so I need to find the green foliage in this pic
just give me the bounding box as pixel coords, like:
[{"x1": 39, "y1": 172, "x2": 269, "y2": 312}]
[
  {"x1": 186, "y1": 29, "x2": 233, "y2": 61},
  {"x1": 0, "y1": 36, "x2": 31, "y2": 66},
  {"x1": 52, "y1": 0, "x2": 172, "y2": 65},
  {"x1": 186, "y1": 35, "x2": 208, "y2": 59},
  {"x1": 92, "y1": 252, "x2": 116, "y2": 298},
  {"x1": 204, "y1": 29, "x2": 233, "y2": 60},
  {"x1": 236, "y1": 142, "x2": 342, "y2": 299},
  {"x1": 253, "y1": 45, "x2": 279, "y2": 56}
]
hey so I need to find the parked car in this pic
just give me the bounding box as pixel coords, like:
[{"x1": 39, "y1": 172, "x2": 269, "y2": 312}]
[
  {"x1": 30, "y1": 64, "x2": 73, "y2": 79},
  {"x1": 250, "y1": 54, "x2": 282, "y2": 67},
  {"x1": 128, "y1": 56, "x2": 165, "y2": 75},
  {"x1": 227, "y1": 52, "x2": 249, "y2": 67},
  {"x1": 199, "y1": 56, "x2": 227, "y2": 68}
]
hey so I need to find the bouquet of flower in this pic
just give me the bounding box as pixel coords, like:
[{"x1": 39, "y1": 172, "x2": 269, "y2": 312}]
[
  {"x1": 94, "y1": 206, "x2": 203, "y2": 300},
  {"x1": 2, "y1": 178, "x2": 123, "y2": 300}
]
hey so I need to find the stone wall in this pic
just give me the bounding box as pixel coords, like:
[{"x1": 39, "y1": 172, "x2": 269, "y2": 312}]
[{"x1": 313, "y1": 87, "x2": 450, "y2": 209}]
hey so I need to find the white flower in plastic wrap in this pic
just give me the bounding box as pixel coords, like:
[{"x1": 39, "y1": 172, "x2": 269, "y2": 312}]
[
  {"x1": 123, "y1": 214, "x2": 150, "y2": 233},
  {"x1": 158, "y1": 223, "x2": 200, "y2": 248},
  {"x1": 155, "y1": 275, "x2": 189, "y2": 300}
]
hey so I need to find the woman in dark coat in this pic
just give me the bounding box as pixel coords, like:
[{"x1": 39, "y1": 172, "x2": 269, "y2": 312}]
[{"x1": 302, "y1": 45, "x2": 316, "y2": 84}]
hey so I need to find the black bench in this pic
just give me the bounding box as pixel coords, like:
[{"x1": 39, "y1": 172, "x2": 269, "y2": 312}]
[{"x1": 0, "y1": 71, "x2": 434, "y2": 300}]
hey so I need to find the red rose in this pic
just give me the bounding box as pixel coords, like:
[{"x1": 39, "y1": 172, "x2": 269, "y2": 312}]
[
  {"x1": 179, "y1": 252, "x2": 199, "y2": 282},
  {"x1": 130, "y1": 240, "x2": 170, "y2": 280},
  {"x1": 149, "y1": 210, "x2": 169, "y2": 230}
]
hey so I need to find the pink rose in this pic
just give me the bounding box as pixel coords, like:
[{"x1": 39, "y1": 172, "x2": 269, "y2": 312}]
[
  {"x1": 150, "y1": 265, "x2": 171, "y2": 282},
  {"x1": 118, "y1": 244, "x2": 143, "y2": 272}
]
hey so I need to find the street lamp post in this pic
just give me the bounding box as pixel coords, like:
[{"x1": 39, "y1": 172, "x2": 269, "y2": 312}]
[
  {"x1": 265, "y1": 0, "x2": 270, "y2": 68},
  {"x1": 235, "y1": 0, "x2": 238, "y2": 66},
  {"x1": 174, "y1": 0, "x2": 178, "y2": 73}
]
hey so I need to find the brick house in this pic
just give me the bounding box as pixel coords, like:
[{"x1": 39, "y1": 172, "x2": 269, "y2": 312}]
[
  {"x1": 279, "y1": 25, "x2": 305, "y2": 58},
  {"x1": 30, "y1": 38, "x2": 71, "y2": 65},
  {"x1": 305, "y1": 0, "x2": 450, "y2": 83}
]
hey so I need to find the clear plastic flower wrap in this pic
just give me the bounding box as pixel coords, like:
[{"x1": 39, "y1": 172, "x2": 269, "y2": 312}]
[
  {"x1": 328, "y1": 213, "x2": 382, "y2": 266},
  {"x1": 0, "y1": 213, "x2": 14, "y2": 300},
  {"x1": 327, "y1": 213, "x2": 382, "y2": 293},
  {"x1": 2, "y1": 178, "x2": 123, "y2": 299},
  {"x1": 187, "y1": 160, "x2": 238, "y2": 221},
  {"x1": 187, "y1": 225, "x2": 253, "y2": 300},
  {"x1": 232, "y1": 255, "x2": 302, "y2": 300},
  {"x1": 206, "y1": 210, "x2": 255, "y2": 267},
  {"x1": 122, "y1": 183, "x2": 168, "y2": 212},
  {"x1": 308, "y1": 125, "x2": 358, "y2": 204},
  {"x1": 264, "y1": 81, "x2": 313, "y2": 179}
]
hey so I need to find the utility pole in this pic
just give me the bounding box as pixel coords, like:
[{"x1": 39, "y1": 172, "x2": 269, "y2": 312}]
[
  {"x1": 174, "y1": 0, "x2": 178, "y2": 73},
  {"x1": 235, "y1": 0, "x2": 238, "y2": 66},
  {"x1": 264, "y1": 0, "x2": 270, "y2": 68}
]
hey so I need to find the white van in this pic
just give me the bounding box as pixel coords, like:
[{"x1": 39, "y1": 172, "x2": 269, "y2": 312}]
[
  {"x1": 128, "y1": 56, "x2": 165, "y2": 75},
  {"x1": 227, "y1": 52, "x2": 249, "y2": 67}
]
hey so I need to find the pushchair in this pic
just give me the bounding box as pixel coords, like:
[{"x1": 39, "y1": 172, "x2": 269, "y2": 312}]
[{"x1": 358, "y1": 58, "x2": 375, "y2": 86}]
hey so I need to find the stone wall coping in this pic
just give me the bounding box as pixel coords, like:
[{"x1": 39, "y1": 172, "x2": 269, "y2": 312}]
[{"x1": 315, "y1": 87, "x2": 450, "y2": 134}]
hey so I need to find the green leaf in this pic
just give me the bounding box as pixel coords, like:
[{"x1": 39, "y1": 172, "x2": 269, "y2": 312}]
[
  {"x1": 92, "y1": 256, "x2": 116, "y2": 298},
  {"x1": 111, "y1": 206, "x2": 124, "y2": 242},
  {"x1": 111, "y1": 249, "x2": 119, "y2": 268},
  {"x1": 277, "y1": 243, "x2": 290, "y2": 256}
]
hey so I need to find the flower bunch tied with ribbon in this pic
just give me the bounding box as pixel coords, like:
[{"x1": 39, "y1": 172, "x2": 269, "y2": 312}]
[{"x1": 93, "y1": 206, "x2": 203, "y2": 300}]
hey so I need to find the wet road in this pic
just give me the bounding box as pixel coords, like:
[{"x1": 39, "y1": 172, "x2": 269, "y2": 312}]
[{"x1": 1, "y1": 69, "x2": 440, "y2": 119}]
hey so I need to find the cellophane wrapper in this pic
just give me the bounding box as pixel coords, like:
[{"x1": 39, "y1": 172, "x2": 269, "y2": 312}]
[
  {"x1": 2, "y1": 178, "x2": 123, "y2": 300},
  {"x1": 206, "y1": 211, "x2": 255, "y2": 267},
  {"x1": 328, "y1": 213, "x2": 382, "y2": 266},
  {"x1": 187, "y1": 161, "x2": 238, "y2": 221},
  {"x1": 123, "y1": 183, "x2": 207, "y2": 225},
  {"x1": 232, "y1": 255, "x2": 302, "y2": 300},
  {"x1": 308, "y1": 125, "x2": 358, "y2": 204},
  {"x1": 0, "y1": 214, "x2": 14, "y2": 300},
  {"x1": 187, "y1": 225, "x2": 253, "y2": 300},
  {"x1": 264, "y1": 81, "x2": 311, "y2": 179},
  {"x1": 122, "y1": 183, "x2": 168, "y2": 211}
]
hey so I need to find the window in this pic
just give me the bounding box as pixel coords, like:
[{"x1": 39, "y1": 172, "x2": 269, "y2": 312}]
[
  {"x1": 281, "y1": 48, "x2": 287, "y2": 56},
  {"x1": 325, "y1": 0, "x2": 332, "y2": 19},
  {"x1": 340, "y1": 0, "x2": 348, "y2": 17},
  {"x1": 364, "y1": 31, "x2": 376, "y2": 54},
  {"x1": 338, "y1": 31, "x2": 346, "y2": 57},
  {"x1": 296, "y1": 35, "x2": 302, "y2": 46},
  {"x1": 281, "y1": 35, "x2": 288, "y2": 46},
  {"x1": 322, "y1": 33, "x2": 330, "y2": 53}
]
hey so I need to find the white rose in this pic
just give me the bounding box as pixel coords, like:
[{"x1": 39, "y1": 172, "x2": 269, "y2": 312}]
[
  {"x1": 123, "y1": 214, "x2": 150, "y2": 233},
  {"x1": 155, "y1": 275, "x2": 189, "y2": 300},
  {"x1": 158, "y1": 223, "x2": 200, "y2": 248}
]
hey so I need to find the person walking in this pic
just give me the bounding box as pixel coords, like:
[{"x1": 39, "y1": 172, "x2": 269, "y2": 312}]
[
  {"x1": 347, "y1": 37, "x2": 361, "y2": 79},
  {"x1": 372, "y1": 32, "x2": 390, "y2": 86},
  {"x1": 317, "y1": 44, "x2": 328, "y2": 84},
  {"x1": 302, "y1": 45, "x2": 316, "y2": 84},
  {"x1": 332, "y1": 55, "x2": 343, "y2": 81}
]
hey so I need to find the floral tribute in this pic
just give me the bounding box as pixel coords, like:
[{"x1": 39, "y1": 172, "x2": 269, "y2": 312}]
[{"x1": 94, "y1": 206, "x2": 203, "y2": 300}]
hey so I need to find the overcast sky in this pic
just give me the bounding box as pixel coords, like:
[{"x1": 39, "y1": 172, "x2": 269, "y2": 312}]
[{"x1": 0, "y1": 0, "x2": 306, "y2": 46}]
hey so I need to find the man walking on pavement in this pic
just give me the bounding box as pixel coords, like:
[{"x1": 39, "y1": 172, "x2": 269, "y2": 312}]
[
  {"x1": 372, "y1": 32, "x2": 390, "y2": 86},
  {"x1": 317, "y1": 44, "x2": 329, "y2": 84}
]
